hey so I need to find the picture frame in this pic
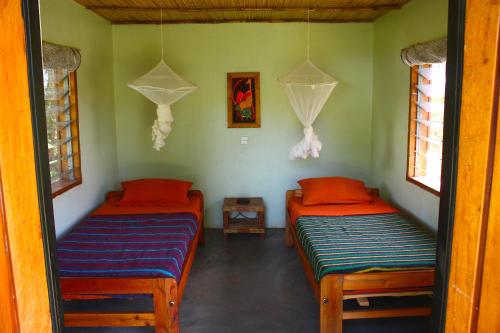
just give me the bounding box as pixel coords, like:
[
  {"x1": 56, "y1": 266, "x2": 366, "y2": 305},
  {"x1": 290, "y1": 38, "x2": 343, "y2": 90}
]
[{"x1": 227, "y1": 72, "x2": 261, "y2": 128}]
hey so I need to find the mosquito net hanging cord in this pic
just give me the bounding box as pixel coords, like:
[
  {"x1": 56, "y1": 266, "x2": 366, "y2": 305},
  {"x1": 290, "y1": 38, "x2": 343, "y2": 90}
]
[
  {"x1": 306, "y1": 8, "x2": 310, "y2": 60},
  {"x1": 160, "y1": 9, "x2": 164, "y2": 60}
]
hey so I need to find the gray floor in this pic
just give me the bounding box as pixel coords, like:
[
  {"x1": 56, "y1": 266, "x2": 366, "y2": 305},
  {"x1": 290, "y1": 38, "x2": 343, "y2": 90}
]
[{"x1": 65, "y1": 229, "x2": 431, "y2": 332}]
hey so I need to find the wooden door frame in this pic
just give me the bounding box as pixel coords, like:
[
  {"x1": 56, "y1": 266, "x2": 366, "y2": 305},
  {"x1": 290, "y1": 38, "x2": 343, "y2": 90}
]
[
  {"x1": 432, "y1": 0, "x2": 467, "y2": 332},
  {"x1": 0, "y1": 0, "x2": 61, "y2": 331},
  {"x1": 21, "y1": 0, "x2": 64, "y2": 331},
  {"x1": 25, "y1": 2, "x2": 65, "y2": 333},
  {"x1": 444, "y1": 0, "x2": 500, "y2": 332},
  {"x1": 0, "y1": 177, "x2": 19, "y2": 333},
  {"x1": 16, "y1": 0, "x2": 466, "y2": 332}
]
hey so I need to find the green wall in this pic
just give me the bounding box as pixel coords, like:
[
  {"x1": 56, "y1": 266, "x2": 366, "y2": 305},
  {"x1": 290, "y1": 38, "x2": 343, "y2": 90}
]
[
  {"x1": 372, "y1": 0, "x2": 448, "y2": 230},
  {"x1": 40, "y1": 0, "x2": 119, "y2": 236},
  {"x1": 41, "y1": 0, "x2": 447, "y2": 233},
  {"x1": 112, "y1": 23, "x2": 374, "y2": 228}
]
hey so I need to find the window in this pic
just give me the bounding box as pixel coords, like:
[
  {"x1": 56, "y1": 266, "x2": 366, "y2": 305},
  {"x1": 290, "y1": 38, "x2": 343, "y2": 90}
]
[
  {"x1": 407, "y1": 63, "x2": 446, "y2": 195},
  {"x1": 43, "y1": 68, "x2": 81, "y2": 197}
]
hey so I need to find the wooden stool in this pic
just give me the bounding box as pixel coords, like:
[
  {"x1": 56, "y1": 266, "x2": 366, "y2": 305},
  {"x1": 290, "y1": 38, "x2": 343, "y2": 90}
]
[{"x1": 222, "y1": 197, "x2": 265, "y2": 239}]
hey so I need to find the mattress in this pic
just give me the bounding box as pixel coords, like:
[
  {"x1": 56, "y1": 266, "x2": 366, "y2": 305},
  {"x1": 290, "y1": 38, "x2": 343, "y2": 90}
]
[
  {"x1": 296, "y1": 213, "x2": 436, "y2": 281},
  {"x1": 287, "y1": 195, "x2": 397, "y2": 225},
  {"x1": 57, "y1": 212, "x2": 198, "y2": 281}
]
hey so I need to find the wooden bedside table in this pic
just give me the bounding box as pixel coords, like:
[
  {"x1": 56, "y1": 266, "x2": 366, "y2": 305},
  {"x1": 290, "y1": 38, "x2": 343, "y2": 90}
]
[{"x1": 223, "y1": 197, "x2": 265, "y2": 239}]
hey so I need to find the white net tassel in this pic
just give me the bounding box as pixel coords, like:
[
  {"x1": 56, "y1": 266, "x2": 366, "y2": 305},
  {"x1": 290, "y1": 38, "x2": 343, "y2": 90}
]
[
  {"x1": 289, "y1": 126, "x2": 322, "y2": 160},
  {"x1": 152, "y1": 104, "x2": 173, "y2": 151}
]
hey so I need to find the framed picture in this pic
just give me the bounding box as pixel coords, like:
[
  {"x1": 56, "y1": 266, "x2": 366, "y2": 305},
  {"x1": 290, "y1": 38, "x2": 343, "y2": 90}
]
[{"x1": 227, "y1": 72, "x2": 260, "y2": 128}]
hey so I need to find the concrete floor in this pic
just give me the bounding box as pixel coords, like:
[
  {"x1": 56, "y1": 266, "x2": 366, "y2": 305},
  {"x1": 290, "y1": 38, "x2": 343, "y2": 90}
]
[{"x1": 65, "y1": 229, "x2": 431, "y2": 332}]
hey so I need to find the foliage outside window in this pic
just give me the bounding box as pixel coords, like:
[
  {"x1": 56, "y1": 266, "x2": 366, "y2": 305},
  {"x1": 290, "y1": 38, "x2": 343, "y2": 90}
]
[
  {"x1": 407, "y1": 63, "x2": 446, "y2": 195},
  {"x1": 43, "y1": 68, "x2": 81, "y2": 197}
]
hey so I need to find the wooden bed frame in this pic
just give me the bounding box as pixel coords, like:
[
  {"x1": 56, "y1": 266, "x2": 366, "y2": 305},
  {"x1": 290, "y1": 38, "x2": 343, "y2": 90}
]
[
  {"x1": 285, "y1": 189, "x2": 435, "y2": 333},
  {"x1": 59, "y1": 191, "x2": 205, "y2": 333}
]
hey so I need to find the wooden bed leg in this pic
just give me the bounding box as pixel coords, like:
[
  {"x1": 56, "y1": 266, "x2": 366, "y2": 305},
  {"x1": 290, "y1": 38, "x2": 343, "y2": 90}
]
[
  {"x1": 153, "y1": 279, "x2": 179, "y2": 333},
  {"x1": 285, "y1": 225, "x2": 294, "y2": 247},
  {"x1": 285, "y1": 213, "x2": 294, "y2": 247},
  {"x1": 199, "y1": 224, "x2": 205, "y2": 246},
  {"x1": 320, "y1": 275, "x2": 344, "y2": 333},
  {"x1": 198, "y1": 212, "x2": 205, "y2": 246}
]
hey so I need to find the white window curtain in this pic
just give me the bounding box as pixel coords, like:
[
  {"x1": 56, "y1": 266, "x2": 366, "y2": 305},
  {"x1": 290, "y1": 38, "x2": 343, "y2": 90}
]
[
  {"x1": 42, "y1": 41, "x2": 81, "y2": 72},
  {"x1": 401, "y1": 37, "x2": 447, "y2": 66}
]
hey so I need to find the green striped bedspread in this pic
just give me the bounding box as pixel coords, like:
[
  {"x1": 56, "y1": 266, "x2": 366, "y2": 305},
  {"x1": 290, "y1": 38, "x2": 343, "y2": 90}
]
[{"x1": 295, "y1": 213, "x2": 436, "y2": 281}]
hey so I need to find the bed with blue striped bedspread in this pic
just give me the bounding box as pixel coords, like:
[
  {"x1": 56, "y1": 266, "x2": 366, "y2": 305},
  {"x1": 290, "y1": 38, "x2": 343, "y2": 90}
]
[
  {"x1": 57, "y1": 213, "x2": 198, "y2": 281},
  {"x1": 295, "y1": 213, "x2": 436, "y2": 281}
]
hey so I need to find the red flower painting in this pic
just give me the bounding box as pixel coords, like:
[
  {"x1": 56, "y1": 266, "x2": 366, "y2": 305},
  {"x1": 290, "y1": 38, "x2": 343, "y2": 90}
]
[
  {"x1": 227, "y1": 72, "x2": 260, "y2": 128},
  {"x1": 232, "y1": 78, "x2": 255, "y2": 122}
]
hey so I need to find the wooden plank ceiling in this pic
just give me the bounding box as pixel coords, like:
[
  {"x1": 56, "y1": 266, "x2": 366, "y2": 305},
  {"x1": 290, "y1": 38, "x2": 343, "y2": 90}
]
[{"x1": 73, "y1": 0, "x2": 411, "y2": 24}]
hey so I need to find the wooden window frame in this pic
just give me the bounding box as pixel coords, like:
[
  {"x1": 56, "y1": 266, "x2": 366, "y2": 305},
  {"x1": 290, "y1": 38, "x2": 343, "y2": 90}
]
[
  {"x1": 406, "y1": 64, "x2": 441, "y2": 196},
  {"x1": 48, "y1": 71, "x2": 82, "y2": 198}
]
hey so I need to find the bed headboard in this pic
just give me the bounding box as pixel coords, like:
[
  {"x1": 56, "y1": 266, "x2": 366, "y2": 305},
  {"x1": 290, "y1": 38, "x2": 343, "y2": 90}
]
[
  {"x1": 105, "y1": 189, "x2": 201, "y2": 202},
  {"x1": 286, "y1": 188, "x2": 380, "y2": 207}
]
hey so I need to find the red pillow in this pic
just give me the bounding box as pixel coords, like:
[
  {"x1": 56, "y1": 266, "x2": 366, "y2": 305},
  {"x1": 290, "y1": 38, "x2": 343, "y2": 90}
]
[
  {"x1": 118, "y1": 178, "x2": 192, "y2": 206},
  {"x1": 298, "y1": 177, "x2": 372, "y2": 205}
]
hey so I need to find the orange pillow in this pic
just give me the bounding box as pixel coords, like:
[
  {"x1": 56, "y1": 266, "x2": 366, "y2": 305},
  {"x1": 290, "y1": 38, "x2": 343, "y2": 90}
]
[
  {"x1": 118, "y1": 178, "x2": 192, "y2": 206},
  {"x1": 298, "y1": 177, "x2": 372, "y2": 205}
]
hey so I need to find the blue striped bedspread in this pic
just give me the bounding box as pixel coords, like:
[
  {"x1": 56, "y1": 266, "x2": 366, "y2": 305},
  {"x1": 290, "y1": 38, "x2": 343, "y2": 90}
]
[
  {"x1": 295, "y1": 213, "x2": 436, "y2": 281},
  {"x1": 57, "y1": 213, "x2": 198, "y2": 281}
]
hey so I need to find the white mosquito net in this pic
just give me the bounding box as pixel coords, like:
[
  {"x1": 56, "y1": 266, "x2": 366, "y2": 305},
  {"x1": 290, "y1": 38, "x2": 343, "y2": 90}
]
[
  {"x1": 279, "y1": 59, "x2": 338, "y2": 160},
  {"x1": 128, "y1": 60, "x2": 198, "y2": 151}
]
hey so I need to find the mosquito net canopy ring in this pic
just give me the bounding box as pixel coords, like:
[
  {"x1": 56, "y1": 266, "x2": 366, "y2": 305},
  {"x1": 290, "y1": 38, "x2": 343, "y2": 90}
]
[
  {"x1": 128, "y1": 60, "x2": 198, "y2": 151},
  {"x1": 279, "y1": 59, "x2": 338, "y2": 160}
]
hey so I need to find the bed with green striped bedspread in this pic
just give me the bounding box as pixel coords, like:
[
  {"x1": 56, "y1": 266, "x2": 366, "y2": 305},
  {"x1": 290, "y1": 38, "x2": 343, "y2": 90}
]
[{"x1": 295, "y1": 213, "x2": 436, "y2": 281}]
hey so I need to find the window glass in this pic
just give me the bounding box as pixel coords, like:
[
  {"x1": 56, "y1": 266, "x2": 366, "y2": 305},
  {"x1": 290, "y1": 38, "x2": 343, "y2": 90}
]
[
  {"x1": 407, "y1": 63, "x2": 446, "y2": 194},
  {"x1": 43, "y1": 68, "x2": 81, "y2": 196}
]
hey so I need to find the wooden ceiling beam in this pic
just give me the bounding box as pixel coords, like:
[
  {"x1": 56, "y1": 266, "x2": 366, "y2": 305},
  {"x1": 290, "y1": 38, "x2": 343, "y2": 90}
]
[
  {"x1": 111, "y1": 18, "x2": 376, "y2": 24},
  {"x1": 88, "y1": 5, "x2": 401, "y2": 12},
  {"x1": 78, "y1": 1, "x2": 407, "y2": 24}
]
